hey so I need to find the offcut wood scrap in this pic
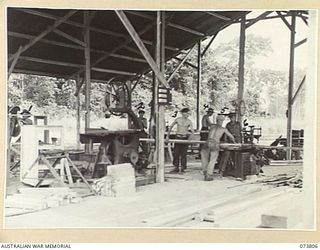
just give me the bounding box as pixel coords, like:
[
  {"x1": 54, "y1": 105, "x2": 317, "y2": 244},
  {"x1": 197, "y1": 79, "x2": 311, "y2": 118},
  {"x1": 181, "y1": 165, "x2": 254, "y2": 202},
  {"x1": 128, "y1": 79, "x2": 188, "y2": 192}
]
[
  {"x1": 259, "y1": 171, "x2": 303, "y2": 188},
  {"x1": 228, "y1": 171, "x2": 303, "y2": 189}
]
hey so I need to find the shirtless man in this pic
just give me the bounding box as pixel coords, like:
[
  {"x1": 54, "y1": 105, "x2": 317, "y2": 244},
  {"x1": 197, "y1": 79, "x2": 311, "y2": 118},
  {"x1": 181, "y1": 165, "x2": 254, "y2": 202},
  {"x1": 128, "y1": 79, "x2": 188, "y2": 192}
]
[
  {"x1": 199, "y1": 108, "x2": 214, "y2": 157},
  {"x1": 201, "y1": 115, "x2": 235, "y2": 181},
  {"x1": 166, "y1": 107, "x2": 194, "y2": 173}
]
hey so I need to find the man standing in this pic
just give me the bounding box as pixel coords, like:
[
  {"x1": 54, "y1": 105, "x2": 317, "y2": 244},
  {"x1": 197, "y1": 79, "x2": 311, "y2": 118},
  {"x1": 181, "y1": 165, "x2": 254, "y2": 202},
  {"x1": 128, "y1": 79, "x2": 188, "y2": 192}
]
[
  {"x1": 166, "y1": 108, "x2": 194, "y2": 173},
  {"x1": 200, "y1": 108, "x2": 214, "y2": 141},
  {"x1": 137, "y1": 110, "x2": 148, "y2": 130},
  {"x1": 198, "y1": 108, "x2": 215, "y2": 159},
  {"x1": 226, "y1": 112, "x2": 242, "y2": 143},
  {"x1": 201, "y1": 115, "x2": 235, "y2": 181},
  {"x1": 20, "y1": 109, "x2": 33, "y2": 125},
  {"x1": 218, "y1": 112, "x2": 242, "y2": 175}
]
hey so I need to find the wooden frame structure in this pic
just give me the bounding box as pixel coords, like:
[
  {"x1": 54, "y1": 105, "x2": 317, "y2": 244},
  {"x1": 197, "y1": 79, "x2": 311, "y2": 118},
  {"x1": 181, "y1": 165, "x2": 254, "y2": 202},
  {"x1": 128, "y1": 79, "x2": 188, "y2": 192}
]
[{"x1": 7, "y1": 9, "x2": 309, "y2": 183}]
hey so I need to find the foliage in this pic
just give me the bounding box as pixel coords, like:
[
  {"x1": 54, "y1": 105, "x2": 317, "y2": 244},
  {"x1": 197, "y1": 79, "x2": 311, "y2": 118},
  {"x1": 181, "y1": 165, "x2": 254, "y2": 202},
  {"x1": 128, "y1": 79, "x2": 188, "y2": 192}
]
[{"x1": 7, "y1": 34, "x2": 305, "y2": 122}]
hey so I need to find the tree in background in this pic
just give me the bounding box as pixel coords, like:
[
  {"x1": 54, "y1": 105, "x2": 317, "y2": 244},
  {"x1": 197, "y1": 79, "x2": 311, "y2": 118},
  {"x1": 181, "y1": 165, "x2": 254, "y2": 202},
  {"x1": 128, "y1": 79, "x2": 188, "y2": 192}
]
[{"x1": 7, "y1": 34, "x2": 305, "y2": 125}]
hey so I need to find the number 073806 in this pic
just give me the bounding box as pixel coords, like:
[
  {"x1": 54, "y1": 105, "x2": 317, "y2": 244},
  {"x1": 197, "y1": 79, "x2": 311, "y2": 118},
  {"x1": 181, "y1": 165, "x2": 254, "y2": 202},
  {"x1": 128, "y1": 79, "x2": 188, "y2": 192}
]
[{"x1": 299, "y1": 244, "x2": 318, "y2": 248}]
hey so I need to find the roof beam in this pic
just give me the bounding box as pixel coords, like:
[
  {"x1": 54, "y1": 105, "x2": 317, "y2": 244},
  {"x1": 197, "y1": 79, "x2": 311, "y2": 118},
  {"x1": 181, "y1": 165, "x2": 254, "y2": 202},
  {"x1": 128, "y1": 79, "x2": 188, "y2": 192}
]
[
  {"x1": 168, "y1": 23, "x2": 205, "y2": 36},
  {"x1": 92, "y1": 67, "x2": 136, "y2": 76},
  {"x1": 297, "y1": 14, "x2": 309, "y2": 26},
  {"x1": 125, "y1": 10, "x2": 205, "y2": 36},
  {"x1": 18, "y1": 9, "x2": 178, "y2": 51},
  {"x1": 173, "y1": 56, "x2": 198, "y2": 69},
  {"x1": 11, "y1": 55, "x2": 83, "y2": 68},
  {"x1": 123, "y1": 45, "x2": 144, "y2": 56},
  {"x1": 204, "y1": 11, "x2": 231, "y2": 21},
  {"x1": 18, "y1": 9, "x2": 127, "y2": 39},
  {"x1": 13, "y1": 69, "x2": 69, "y2": 79},
  {"x1": 9, "y1": 10, "x2": 77, "y2": 63},
  {"x1": 140, "y1": 38, "x2": 179, "y2": 51},
  {"x1": 52, "y1": 29, "x2": 86, "y2": 47},
  {"x1": 245, "y1": 11, "x2": 273, "y2": 28},
  {"x1": 242, "y1": 13, "x2": 290, "y2": 23},
  {"x1": 12, "y1": 68, "x2": 112, "y2": 83},
  {"x1": 66, "y1": 18, "x2": 156, "y2": 81},
  {"x1": 8, "y1": 31, "x2": 147, "y2": 63},
  {"x1": 115, "y1": 10, "x2": 168, "y2": 88},
  {"x1": 199, "y1": 11, "x2": 249, "y2": 34}
]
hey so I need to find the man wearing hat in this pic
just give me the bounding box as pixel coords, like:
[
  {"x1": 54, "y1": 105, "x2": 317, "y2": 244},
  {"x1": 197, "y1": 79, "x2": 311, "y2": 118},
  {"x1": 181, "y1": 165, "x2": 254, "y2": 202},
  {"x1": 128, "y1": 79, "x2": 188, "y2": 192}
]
[
  {"x1": 20, "y1": 109, "x2": 33, "y2": 125},
  {"x1": 137, "y1": 110, "x2": 148, "y2": 130},
  {"x1": 218, "y1": 112, "x2": 242, "y2": 175},
  {"x1": 200, "y1": 107, "x2": 215, "y2": 143},
  {"x1": 166, "y1": 107, "x2": 194, "y2": 173},
  {"x1": 201, "y1": 115, "x2": 235, "y2": 181},
  {"x1": 226, "y1": 112, "x2": 242, "y2": 143}
]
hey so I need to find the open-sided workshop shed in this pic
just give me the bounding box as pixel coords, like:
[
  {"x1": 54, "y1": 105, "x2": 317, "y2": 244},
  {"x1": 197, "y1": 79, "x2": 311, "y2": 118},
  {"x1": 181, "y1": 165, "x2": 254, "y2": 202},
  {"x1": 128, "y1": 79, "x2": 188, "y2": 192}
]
[{"x1": 7, "y1": 8, "x2": 309, "y2": 182}]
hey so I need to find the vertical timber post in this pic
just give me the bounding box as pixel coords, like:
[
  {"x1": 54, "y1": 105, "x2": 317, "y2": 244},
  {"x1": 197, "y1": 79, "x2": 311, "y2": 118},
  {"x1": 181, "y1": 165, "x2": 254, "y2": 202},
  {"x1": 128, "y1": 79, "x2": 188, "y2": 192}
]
[
  {"x1": 287, "y1": 11, "x2": 296, "y2": 160},
  {"x1": 237, "y1": 15, "x2": 246, "y2": 124},
  {"x1": 156, "y1": 11, "x2": 166, "y2": 183},
  {"x1": 84, "y1": 11, "x2": 91, "y2": 152},
  {"x1": 76, "y1": 75, "x2": 81, "y2": 150},
  {"x1": 127, "y1": 81, "x2": 132, "y2": 129},
  {"x1": 197, "y1": 41, "x2": 201, "y2": 130}
]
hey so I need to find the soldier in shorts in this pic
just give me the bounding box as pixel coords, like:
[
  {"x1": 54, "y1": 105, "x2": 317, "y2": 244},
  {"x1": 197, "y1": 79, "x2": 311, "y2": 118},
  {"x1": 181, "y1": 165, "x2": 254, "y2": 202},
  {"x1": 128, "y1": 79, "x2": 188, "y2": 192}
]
[
  {"x1": 201, "y1": 115, "x2": 235, "y2": 181},
  {"x1": 166, "y1": 108, "x2": 194, "y2": 173}
]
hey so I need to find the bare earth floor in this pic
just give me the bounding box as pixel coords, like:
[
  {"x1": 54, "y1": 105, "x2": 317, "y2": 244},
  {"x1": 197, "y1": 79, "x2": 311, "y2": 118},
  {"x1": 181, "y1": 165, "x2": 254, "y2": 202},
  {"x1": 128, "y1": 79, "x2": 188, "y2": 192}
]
[{"x1": 5, "y1": 163, "x2": 306, "y2": 229}]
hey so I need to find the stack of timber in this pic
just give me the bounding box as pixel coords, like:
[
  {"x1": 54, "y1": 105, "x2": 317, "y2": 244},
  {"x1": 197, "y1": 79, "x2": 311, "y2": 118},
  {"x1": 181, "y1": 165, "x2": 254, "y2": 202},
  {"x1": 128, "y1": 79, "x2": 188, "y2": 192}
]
[
  {"x1": 5, "y1": 187, "x2": 82, "y2": 216},
  {"x1": 92, "y1": 163, "x2": 136, "y2": 197},
  {"x1": 259, "y1": 172, "x2": 303, "y2": 188}
]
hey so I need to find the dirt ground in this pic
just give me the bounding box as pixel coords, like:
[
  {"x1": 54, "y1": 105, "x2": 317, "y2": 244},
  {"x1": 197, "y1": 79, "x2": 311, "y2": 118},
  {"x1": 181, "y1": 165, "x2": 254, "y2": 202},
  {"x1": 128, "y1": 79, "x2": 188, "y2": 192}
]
[{"x1": 4, "y1": 162, "x2": 306, "y2": 229}]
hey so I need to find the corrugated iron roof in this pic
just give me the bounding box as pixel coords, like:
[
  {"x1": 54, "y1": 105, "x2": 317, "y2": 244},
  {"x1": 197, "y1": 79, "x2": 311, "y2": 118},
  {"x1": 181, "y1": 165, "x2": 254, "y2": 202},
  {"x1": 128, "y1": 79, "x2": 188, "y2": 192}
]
[{"x1": 7, "y1": 8, "x2": 248, "y2": 82}]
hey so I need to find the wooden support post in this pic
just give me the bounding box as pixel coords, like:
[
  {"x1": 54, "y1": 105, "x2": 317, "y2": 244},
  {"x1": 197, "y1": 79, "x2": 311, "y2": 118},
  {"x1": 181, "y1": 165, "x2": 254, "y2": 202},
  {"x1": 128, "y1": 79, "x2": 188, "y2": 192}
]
[
  {"x1": 127, "y1": 81, "x2": 132, "y2": 129},
  {"x1": 237, "y1": 16, "x2": 246, "y2": 124},
  {"x1": 76, "y1": 76, "x2": 81, "y2": 150},
  {"x1": 84, "y1": 11, "x2": 91, "y2": 153},
  {"x1": 196, "y1": 41, "x2": 201, "y2": 130},
  {"x1": 286, "y1": 12, "x2": 296, "y2": 160},
  {"x1": 155, "y1": 11, "x2": 166, "y2": 183}
]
